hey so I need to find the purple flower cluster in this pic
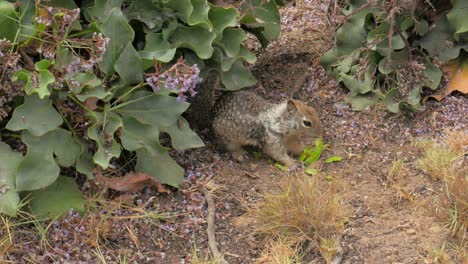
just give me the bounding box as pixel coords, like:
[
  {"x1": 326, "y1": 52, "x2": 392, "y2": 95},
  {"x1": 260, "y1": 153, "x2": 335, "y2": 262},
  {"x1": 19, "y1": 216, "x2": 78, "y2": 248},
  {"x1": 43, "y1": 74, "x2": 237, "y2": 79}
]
[{"x1": 145, "y1": 62, "x2": 203, "y2": 103}]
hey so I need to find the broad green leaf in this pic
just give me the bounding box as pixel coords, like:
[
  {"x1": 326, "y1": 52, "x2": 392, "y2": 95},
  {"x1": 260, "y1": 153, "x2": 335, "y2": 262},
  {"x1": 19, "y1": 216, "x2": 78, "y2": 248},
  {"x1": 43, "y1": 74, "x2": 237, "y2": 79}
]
[
  {"x1": 0, "y1": 1, "x2": 19, "y2": 42},
  {"x1": 84, "y1": 0, "x2": 124, "y2": 22},
  {"x1": 332, "y1": 2, "x2": 369, "y2": 55},
  {"x1": 239, "y1": 0, "x2": 281, "y2": 47},
  {"x1": 168, "y1": 25, "x2": 216, "y2": 59},
  {"x1": 0, "y1": 142, "x2": 23, "y2": 216},
  {"x1": 407, "y1": 86, "x2": 421, "y2": 107},
  {"x1": 12, "y1": 60, "x2": 55, "y2": 98},
  {"x1": 124, "y1": 0, "x2": 162, "y2": 30},
  {"x1": 383, "y1": 88, "x2": 401, "y2": 113},
  {"x1": 304, "y1": 137, "x2": 324, "y2": 166},
  {"x1": 209, "y1": 4, "x2": 237, "y2": 39},
  {"x1": 221, "y1": 60, "x2": 257, "y2": 90},
  {"x1": 274, "y1": 163, "x2": 288, "y2": 171},
  {"x1": 115, "y1": 91, "x2": 189, "y2": 127},
  {"x1": 189, "y1": 0, "x2": 212, "y2": 31},
  {"x1": 338, "y1": 72, "x2": 374, "y2": 96},
  {"x1": 53, "y1": 129, "x2": 81, "y2": 167},
  {"x1": 121, "y1": 116, "x2": 167, "y2": 155},
  {"x1": 135, "y1": 148, "x2": 184, "y2": 187},
  {"x1": 346, "y1": 93, "x2": 379, "y2": 111},
  {"x1": 17, "y1": 0, "x2": 36, "y2": 42},
  {"x1": 423, "y1": 62, "x2": 442, "y2": 90},
  {"x1": 163, "y1": 0, "x2": 212, "y2": 31},
  {"x1": 114, "y1": 43, "x2": 143, "y2": 85},
  {"x1": 139, "y1": 33, "x2": 176, "y2": 66},
  {"x1": 66, "y1": 72, "x2": 103, "y2": 94},
  {"x1": 418, "y1": 17, "x2": 462, "y2": 63},
  {"x1": 75, "y1": 86, "x2": 111, "y2": 102},
  {"x1": 16, "y1": 131, "x2": 60, "y2": 191},
  {"x1": 325, "y1": 156, "x2": 343, "y2": 163},
  {"x1": 218, "y1": 28, "x2": 247, "y2": 58},
  {"x1": 87, "y1": 112, "x2": 122, "y2": 169},
  {"x1": 377, "y1": 49, "x2": 409, "y2": 74},
  {"x1": 221, "y1": 46, "x2": 256, "y2": 72},
  {"x1": 160, "y1": 117, "x2": 205, "y2": 150},
  {"x1": 447, "y1": 0, "x2": 468, "y2": 36},
  {"x1": 28, "y1": 176, "x2": 84, "y2": 219},
  {"x1": 415, "y1": 19, "x2": 429, "y2": 36},
  {"x1": 100, "y1": 8, "x2": 135, "y2": 75},
  {"x1": 76, "y1": 150, "x2": 95, "y2": 179},
  {"x1": 6, "y1": 94, "x2": 62, "y2": 136}
]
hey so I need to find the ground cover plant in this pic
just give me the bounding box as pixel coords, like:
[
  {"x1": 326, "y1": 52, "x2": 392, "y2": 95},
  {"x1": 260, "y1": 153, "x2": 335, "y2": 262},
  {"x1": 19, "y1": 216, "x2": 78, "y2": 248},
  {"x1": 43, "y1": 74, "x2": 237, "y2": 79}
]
[
  {"x1": 0, "y1": 0, "x2": 282, "y2": 218},
  {"x1": 321, "y1": 0, "x2": 468, "y2": 112}
]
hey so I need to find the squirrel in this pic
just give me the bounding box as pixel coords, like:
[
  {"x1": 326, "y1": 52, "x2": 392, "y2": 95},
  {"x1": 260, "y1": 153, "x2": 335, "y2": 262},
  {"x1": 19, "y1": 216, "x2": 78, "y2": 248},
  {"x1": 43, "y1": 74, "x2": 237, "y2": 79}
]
[{"x1": 212, "y1": 90, "x2": 322, "y2": 167}]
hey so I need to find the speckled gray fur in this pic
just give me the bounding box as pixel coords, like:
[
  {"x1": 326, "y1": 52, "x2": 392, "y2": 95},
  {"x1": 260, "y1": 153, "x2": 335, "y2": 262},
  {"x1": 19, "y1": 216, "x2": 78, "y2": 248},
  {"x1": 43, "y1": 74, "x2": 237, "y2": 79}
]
[{"x1": 212, "y1": 90, "x2": 319, "y2": 166}]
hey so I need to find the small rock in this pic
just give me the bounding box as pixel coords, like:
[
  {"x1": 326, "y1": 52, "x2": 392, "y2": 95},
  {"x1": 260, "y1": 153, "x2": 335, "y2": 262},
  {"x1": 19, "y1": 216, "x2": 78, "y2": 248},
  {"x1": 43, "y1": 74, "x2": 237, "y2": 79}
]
[
  {"x1": 350, "y1": 180, "x2": 357, "y2": 186},
  {"x1": 406, "y1": 229, "x2": 416, "y2": 235}
]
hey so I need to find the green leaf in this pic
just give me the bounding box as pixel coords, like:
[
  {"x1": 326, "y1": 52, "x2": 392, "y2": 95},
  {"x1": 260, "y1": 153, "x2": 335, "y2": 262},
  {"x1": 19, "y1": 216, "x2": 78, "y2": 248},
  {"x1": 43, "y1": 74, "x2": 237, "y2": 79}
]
[
  {"x1": 135, "y1": 148, "x2": 184, "y2": 188},
  {"x1": 168, "y1": 25, "x2": 216, "y2": 59},
  {"x1": 383, "y1": 88, "x2": 401, "y2": 113},
  {"x1": 124, "y1": 0, "x2": 162, "y2": 30},
  {"x1": 17, "y1": 0, "x2": 36, "y2": 42},
  {"x1": 66, "y1": 72, "x2": 103, "y2": 94},
  {"x1": 114, "y1": 43, "x2": 143, "y2": 85},
  {"x1": 338, "y1": 72, "x2": 374, "y2": 96},
  {"x1": 12, "y1": 60, "x2": 55, "y2": 99},
  {"x1": 87, "y1": 112, "x2": 122, "y2": 169},
  {"x1": 75, "y1": 86, "x2": 111, "y2": 102},
  {"x1": 28, "y1": 176, "x2": 84, "y2": 219},
  {"x1": 209, "y1": 4, "x2": 237, "y2": 39},
  {"x1": 0, "y1": 0, "x2": 19, "y2": 42},
  {"x1": 418, "y1": 17, "x2": 462, "y2": 63},
  {"x1": 239, "y1": 0, "x2": 281, "y2": 47},
  {"x1": 163, "y1": 0, "x2": 212, "y2": 31},
  {"x1": 325, "y1": 175, "x2": 335, "y2": 182},
  {"x1": 100, "y1": 8, "x2": 135, "y2": 75},
  {"x1": 53, "y1": 129, "x2": 81, "y2": 167},
  {"x1": 6, "y1": 94, "x2": 62, "y2": 136},
  {"x1": 139, "y1": 32, "x2": 176, "y2": 66},
  {"x1": 16, "y1": 131, "x2": 60, "y2": 191},
  {"x1": 346, "y1": 93, "x2": 379, "y2": 111},
  {"x1": 304, "y1": 137, "x2": 324, "y2": 166},
  {"x1": 447, "y1": 0, "x2": 468, "y2": 36},
  {"x1": 0, "y1": 142, "x2": 23, "y2": 216},
  {"x1": 221, "y1": 60, "x2": 257, "y2": 90},
  {"x1": 423, "y1": 61, "x2": 442, "y2": 90},
  {"x1": 274, "y1": 163, "x2": 288, "y2": 171},
  {"x1": 325, "y1": 156, "x2": 343, "y2": 163},
  {"x1": 218, "y1": 28, "x2": 247, "y2": 57},
  {"x1": 115, "y1": 91, "x2": 189, "y2": 127},
  {"x1": 76, "y1": 150, "x2": 95, "y2": 180},
  {"x1": 84, "y1": 0, "x2": 124, "y2": 22},
  {"x1": 121, "y1": 116, "x2": 167, "y2": 155},
  {"x1": 160, "y1": 117, "x2": 205, "y2": 151},
  {"x1": 304, "y1": 168, "x2": 318, "y2": 176},
  {"x1": 415, "y1": 19, "x2": 429, "y2": 36}
]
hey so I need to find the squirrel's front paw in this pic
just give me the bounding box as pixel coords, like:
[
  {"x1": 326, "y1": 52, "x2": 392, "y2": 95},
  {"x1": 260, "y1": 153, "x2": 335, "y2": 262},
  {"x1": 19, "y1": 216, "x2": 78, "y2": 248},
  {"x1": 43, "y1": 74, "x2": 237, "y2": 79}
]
[{"x1": 288, "y1": 162, "x2": 304, "y2": 172}]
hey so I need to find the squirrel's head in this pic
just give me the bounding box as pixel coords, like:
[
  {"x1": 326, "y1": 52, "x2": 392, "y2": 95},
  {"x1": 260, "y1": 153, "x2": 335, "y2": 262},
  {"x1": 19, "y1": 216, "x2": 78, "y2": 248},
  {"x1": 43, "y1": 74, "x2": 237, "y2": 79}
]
[{"x1": 285, "y1": 99, "x2": 322, "y2": 137}]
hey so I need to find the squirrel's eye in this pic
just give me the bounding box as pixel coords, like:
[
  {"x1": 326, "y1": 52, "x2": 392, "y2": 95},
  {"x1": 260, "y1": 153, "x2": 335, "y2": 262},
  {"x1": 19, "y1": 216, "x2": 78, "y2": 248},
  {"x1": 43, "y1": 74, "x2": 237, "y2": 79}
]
[{"x1": 303, "y1": 120, "x2": 312, "y2": 127}]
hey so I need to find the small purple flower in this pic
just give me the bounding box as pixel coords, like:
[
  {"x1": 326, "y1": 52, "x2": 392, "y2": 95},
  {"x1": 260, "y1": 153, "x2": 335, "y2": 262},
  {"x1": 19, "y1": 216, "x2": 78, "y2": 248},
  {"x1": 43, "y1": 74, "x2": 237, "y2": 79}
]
[
  {"x1": 165, "y1": 75, "x2": 179, "y2": 90},
  {"x1": 176, "y1": 94, "x2": 187, "y2": 102},
  {"x1": 146, "y1": 75, "x2": 160, "y2": 92}
]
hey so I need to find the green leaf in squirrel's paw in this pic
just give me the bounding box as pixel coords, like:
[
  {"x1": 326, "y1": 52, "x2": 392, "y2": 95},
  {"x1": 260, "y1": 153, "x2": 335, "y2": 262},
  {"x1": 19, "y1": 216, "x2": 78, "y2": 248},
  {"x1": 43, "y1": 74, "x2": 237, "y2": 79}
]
[
  {"x1": 304, "y1": 168, "x2": 318, "y2": 176},
  {"x1": 325, "y1": 156, "x2": 343, "y2": 163},
  {"x1": 325, "y1": 175, "x2": 335, "y2": 182},
  {"x1": 274, "y1": 163, "x2": 288, "y2": 171}
]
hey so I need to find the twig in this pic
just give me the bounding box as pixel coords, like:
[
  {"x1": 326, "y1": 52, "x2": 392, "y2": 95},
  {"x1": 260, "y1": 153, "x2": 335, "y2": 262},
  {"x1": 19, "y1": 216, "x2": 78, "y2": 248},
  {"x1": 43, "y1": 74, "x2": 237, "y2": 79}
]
[
  {"x1": 197, "y1": 184, "x2": 228, "y2": 264},
  {"x1": 19, "y1": 50, "x2": 35, "y2": 71}
]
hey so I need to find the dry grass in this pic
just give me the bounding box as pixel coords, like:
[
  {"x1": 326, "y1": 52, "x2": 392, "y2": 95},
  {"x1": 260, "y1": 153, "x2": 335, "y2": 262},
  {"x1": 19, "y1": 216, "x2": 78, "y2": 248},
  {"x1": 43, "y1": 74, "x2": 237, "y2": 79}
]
[
  {"x1": 417, "y1": 130, "x2": 468, "y2": 254},
  {"x1": 237, "y1": 174, "x2": 349, "y2": 261},
  {"x1": 255, "y1": 238, "x2": 302, "y2": 264},
  {"x1": 386, "y1": 159, "x2": 414, "y2": 202}
]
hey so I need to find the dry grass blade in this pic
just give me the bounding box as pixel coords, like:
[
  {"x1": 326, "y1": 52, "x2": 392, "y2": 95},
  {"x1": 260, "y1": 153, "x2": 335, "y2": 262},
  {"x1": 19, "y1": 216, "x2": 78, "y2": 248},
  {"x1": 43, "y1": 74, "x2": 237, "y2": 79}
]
[
  {"x1": 255, "y1": 237, "x2": 302, "y2": 264},
  {"x1": 237, "y1": 175, "x2": 349, "y2": 261}
]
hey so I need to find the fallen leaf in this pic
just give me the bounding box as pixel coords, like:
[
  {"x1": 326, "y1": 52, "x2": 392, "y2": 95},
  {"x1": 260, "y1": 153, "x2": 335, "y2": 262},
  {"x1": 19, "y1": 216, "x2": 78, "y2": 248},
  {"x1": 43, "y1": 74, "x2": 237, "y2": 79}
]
[
  {"x1": 96, "y1": 172, "x2": 171, "y2": 194},
  {"x1": 443, "y1": 59, "x2": 468, "y2": 94}
]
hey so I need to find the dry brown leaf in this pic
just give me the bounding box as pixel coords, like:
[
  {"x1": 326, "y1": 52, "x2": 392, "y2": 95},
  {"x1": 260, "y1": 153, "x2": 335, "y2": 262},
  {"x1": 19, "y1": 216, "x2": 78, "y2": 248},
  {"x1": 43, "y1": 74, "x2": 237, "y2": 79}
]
[
  {"x1": 95, "y1": 172, "x2": 171, "y2": 194},
  {"x1": 442, "y1": 59, "x2": 468, "y2": 95}
]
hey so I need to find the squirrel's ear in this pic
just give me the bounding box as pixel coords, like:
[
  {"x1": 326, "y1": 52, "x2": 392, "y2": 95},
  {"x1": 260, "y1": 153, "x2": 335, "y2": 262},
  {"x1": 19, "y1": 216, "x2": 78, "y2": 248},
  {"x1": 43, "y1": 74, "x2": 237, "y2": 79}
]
[{"x1": 286, "y1": 100, "x2": 298, "y2": 113}]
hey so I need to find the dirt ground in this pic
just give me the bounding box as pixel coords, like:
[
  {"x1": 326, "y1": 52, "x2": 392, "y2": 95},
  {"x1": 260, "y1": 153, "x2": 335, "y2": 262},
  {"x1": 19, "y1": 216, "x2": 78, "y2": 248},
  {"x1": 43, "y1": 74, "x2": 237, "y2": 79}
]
[{"x1": 2, "y1": 1, "x2": 467, "y2": 264}]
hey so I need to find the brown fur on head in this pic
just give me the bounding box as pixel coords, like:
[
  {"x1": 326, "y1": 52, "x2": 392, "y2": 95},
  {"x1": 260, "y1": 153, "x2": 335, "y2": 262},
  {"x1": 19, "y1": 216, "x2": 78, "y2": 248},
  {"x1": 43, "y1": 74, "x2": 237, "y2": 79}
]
[{"x1": 285, "y1": 100, "x2": 322, "y2": 156}]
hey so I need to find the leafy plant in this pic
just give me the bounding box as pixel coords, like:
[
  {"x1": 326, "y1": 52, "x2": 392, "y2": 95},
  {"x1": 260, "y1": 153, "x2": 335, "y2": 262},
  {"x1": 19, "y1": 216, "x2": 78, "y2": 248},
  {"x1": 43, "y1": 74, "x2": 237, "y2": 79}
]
[
  {"x1": 0, "y1": 0, "x2": 282, "y2": 217},
  {"x1": 321, "y1": 0, "x2": 468, "y2": 112}
]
